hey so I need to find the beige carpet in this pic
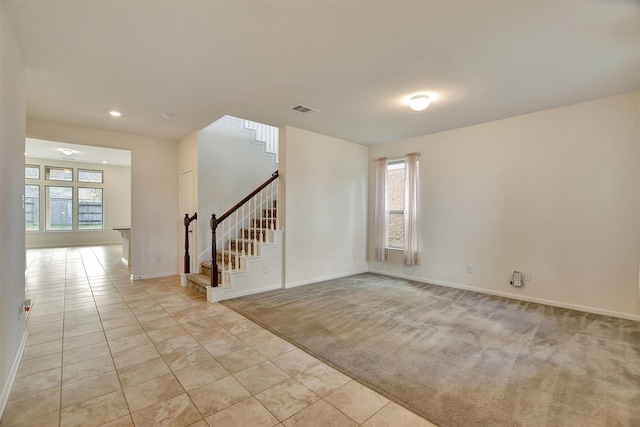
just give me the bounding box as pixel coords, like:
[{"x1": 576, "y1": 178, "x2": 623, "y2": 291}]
[{"x1": 221, "y1": 273, "x2": 640, "y2": 427}]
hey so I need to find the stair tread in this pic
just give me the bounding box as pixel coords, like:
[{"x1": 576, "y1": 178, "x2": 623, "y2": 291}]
[
  {"x1": 186, "y1": 273, "x2": 211, "y2": 287},
  {"x1": 217, "y1": 250, "x2": 246, "y2": 257}
]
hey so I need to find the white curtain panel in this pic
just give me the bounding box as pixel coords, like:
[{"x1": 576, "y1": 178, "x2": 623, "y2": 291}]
[
  {"x1": 404, "y1": 153, "x2": 419, "y2": 266},
  {"x1": 375, "y1": 157, "x2": 388, "y2": 262}
]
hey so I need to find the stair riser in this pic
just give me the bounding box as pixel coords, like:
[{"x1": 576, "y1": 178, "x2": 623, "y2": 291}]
[
  {"x1": 216, "y1": 252, "x2": 246, "y2": 270},
  {"x1": 251, "y1": 218, "x2": 277, "y2": 229},
  {"x1": 229, "y1": 240, "x2": 259, "y2": 255},
  {"x1": 262, "y1": 208, "x2": 277, "y2": 218},
  {"x1": 241, "y1": 229, "x2": 273, "y2": 242},
  {"x1": 186, "y1": 280, "x2": 207, "y2": 295}
]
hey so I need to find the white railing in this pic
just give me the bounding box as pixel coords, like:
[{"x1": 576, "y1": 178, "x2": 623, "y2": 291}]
[
  {"x1": 243, "y1": 119, "x2": 279, "y2": 162},
  {"x1": 212, "y1": 172, "x2": 279, "y2": 287}
]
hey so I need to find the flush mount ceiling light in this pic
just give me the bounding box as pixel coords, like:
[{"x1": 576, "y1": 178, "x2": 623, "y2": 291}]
[
  {"x1": 161, "y1": 113, "x2": 173, "y2": 120},
  {"x1": 109, "y1": 111, "x2": 122, "y2": 117},
  {"x1": 61, "y1": 149, "x2": 73, "y2": 156},
  {"x1": 409, "y1": 95, "x2": 430, "y2": 111}
]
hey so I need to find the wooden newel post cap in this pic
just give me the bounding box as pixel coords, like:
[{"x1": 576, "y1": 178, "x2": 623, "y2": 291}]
[
  {"x1": 183, "y1": 214, "x2": 190, "y2": 226},
  {"x1": 210, "y1": 214, "x2": 217, "y2": 230}
]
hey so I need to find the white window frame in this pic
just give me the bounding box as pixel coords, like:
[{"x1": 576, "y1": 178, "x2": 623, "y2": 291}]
[
  {"x1": 78, "y1": 168, "x2": 104, "y2": 183},
  {"x1": 45, "y1": 165, "x2": 73, "y2": 182},
  {"x1": 77, "y1": 187, "x2": 104, "y2": 230},
  {"x1": 45, "y1": 185, "x2": 74, "y2": 231},
  {"x1": 25, "y1": 184, "x2": 40, "y2": 232},
  {"x1": 386, "y1": 159, "x2": 405, "y2": 250}
]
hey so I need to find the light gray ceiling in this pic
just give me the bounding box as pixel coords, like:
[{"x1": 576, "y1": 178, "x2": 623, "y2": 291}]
[
  {"x1": 25, "y1": 138, "x2": 131, "y2": 167},
  {"x1": 5, "y1": 1, "x2": 639, "y2": 146}
]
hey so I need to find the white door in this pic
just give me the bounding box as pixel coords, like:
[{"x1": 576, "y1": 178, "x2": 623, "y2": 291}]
[{"x1": 179, "y1": 170, "x2": 196, "y2": 274}]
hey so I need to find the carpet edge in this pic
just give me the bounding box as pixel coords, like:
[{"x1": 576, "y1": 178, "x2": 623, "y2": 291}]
[{"x1": 219, "y1": 299, "x2": 436, "y2": 425}]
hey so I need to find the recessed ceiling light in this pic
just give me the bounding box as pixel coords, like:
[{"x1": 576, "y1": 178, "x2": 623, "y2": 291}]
[
  {"x1": 161, "y1": 113, "x2": 173, "y2": 120},
  {"x1": 24, "y1": 152, "x2": 28, "y2": 156},
  {"x1": 409, "y1": 95, "x2": 430, "y2": 111},
  {"x1": 61, "y1": 149, "x2": 73, "y2": 156},
  {"x1": 109, "y1": 111, "x2": 122, "y2": 117},
  {"x1": 102, "y1": 160, "x2": 108, "y2": 164}
]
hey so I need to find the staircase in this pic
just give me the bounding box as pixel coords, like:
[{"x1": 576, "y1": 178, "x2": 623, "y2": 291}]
[{"x1": 185, "y1": 190, "x2": 283, "y2": 302}]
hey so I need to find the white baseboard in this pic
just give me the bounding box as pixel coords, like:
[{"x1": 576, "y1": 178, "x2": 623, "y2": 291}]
[
  {"x1": 285, "y1": 269, "x2": 369, "y2": 289},
  {"x1": 25, "y1": 241, "x2": 120, "y2": 249},
  {"x1": 225, "y1": 284, "x2": 283, "y2": 299},
  {"x1": 0, "y1": 330, "x2": 28, "y2": 419},
  {"x1": 369, "y1": 269, "x2": 640, "y2": 322},
  {"x1": 133, "y1": 271, "x2": 179, "y2": 280},
  {"x1": 207, "y1": 284, "x2": 283, "y2": 302}
]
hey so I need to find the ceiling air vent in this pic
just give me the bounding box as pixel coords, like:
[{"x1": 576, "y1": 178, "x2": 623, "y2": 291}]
[{"x1": 290, "y1": 104, "x2": 319, "y2": 115}]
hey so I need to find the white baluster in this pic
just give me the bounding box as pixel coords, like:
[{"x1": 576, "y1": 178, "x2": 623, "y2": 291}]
[
  {"x1": 252, "y1": 196, "x2": 258, "y2": 255},
  {"x1": 275, "y1": 178, "x2": 281, "y2": 230},
  {"x1": 235, "y1": 211, "x2": 239, "y2": 269},
  {"x1": 220, "y1": 233, "x2": 225, "y2": 286},
  {"x1": 260, "y1": 189, "x2": 264, "y2": 244},
  {"x1": 241, "y1": 204, "x2": 245, "y2": 255},
  {"x1": 227, "y1": 221, "x2": 232, "y2": 272},
  {"x1": 251, "y1": 197, "x2": 256, "y2": 256},
  {"x1": 269, "y1": 182, "x2": 274, "y2": 231}
]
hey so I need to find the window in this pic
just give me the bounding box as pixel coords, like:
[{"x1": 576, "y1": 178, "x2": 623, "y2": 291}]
[
  {"x1": 78, "y1": 169, "x2": 103, "y2": 183},
  {"x1": 78, "y1": 188, "x2": 103, "y2": 230},
  {"x1": 387, "y1": 160, "x2": 405, "y2": 249},
  {"x1": 28, "y1": 162, "x2": 107, "y2": 233},
  {"x1": 25, "y1": 165, "x2": 40, "y2": 180},
  {"x1": 46, "y1": 186, "x2": 73, "y2": 231},
  {"x1": 25, "y1": 185, "x2": 40, "y2": 231},
  {"x1": 45, "y1": 166, "x2": 73, "y2": 181},
  {"x1": 375, "y1": 154, "x2": 419, "y2": 264}
]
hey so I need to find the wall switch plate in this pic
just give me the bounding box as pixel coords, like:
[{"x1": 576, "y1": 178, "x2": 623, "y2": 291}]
[
  {"x1": 467, "y1": 264, "x2": 473, "y2": 273},
  {"x1": 524, "y1": 271, "x2": 532, "y2": 281}
]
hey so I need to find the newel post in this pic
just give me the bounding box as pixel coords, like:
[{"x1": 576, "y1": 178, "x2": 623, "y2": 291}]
[
  {"x1": 210, "y1": 214, "x2": 219, "y2": 287},
  {"x1": 183, "y1": 213, "x2": 197, "y2": 274},
  {"x1": 183, "y1": 214, "x2": 191, "y2": 274}
]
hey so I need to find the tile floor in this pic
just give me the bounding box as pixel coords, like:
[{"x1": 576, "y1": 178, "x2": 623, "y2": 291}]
[{"x1": 1, "y1": 245, "x2": 436, "y2": 427}]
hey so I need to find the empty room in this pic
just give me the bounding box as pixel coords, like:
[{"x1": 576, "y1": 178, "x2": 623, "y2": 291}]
[{"x1": 1, "y1": 1, "x2": 638, "y2": 426}]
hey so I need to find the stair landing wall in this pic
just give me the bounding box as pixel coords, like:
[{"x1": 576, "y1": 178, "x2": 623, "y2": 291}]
[{"x1": 196, "y1": 115, "x2": 278, "y2": 267}]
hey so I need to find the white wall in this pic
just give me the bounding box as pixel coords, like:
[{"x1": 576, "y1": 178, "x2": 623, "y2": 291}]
[
  {"x1": 196, "y1": 116, "x2": 277, "y2": 265},
  {"x1": 178, "y1": 131, "x2": 198, "y2": 273},
  {"x1": 0, "y1": 4, "x2": 27, "y2": 416},
  {"x1": 282, "y1": 126, "x2": 368, "y2": 287},
  {"x1": 368, "y1": 91, "x2": 640, "y2": 319},
  {"x1": 26, "y1": 119, "x2": 179, "y2": 279},
  {"x1": 25, "y1": 157, "x2": 131, "y2": 248}
]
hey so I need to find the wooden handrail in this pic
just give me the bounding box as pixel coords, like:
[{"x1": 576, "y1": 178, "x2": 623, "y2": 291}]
[
  {"x1": 219, "y1": 171, "x2": 279, "y2": 223},
  {"x1": 183, "y1": 213, "x2": 197, "y2": 273},
  {"x1": 210, "y1": 170, "x2": 279, "y2": 287}
]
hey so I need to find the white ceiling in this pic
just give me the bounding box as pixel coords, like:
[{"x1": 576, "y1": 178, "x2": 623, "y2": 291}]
[
  {"x1": 5, "y1": 1, "x2": 639, "y2": 146},
  {"x1": 26, "y1": 138, "x2": 131, "y2": 167}
]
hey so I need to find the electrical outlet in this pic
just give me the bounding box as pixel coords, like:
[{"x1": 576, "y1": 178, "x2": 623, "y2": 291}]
[
  {"x1": 263, "y1": 265, "x2": 269, "y2": 273},
  {"x1": 524, "y1": 271, "x2": 532, "y2": 281},
  {"x1": 467, "y1": 264, "x2": 473, "y2": 273}
]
